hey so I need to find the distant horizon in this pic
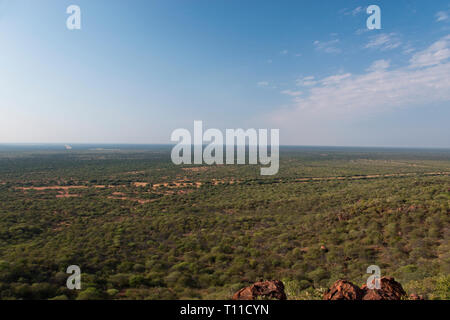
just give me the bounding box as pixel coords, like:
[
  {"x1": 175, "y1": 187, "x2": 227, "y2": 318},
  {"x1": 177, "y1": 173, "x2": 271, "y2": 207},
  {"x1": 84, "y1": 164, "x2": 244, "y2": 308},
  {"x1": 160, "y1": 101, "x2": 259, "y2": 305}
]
[{"x1": 1, "y1": 142, "x2": 450, "y2": 150}]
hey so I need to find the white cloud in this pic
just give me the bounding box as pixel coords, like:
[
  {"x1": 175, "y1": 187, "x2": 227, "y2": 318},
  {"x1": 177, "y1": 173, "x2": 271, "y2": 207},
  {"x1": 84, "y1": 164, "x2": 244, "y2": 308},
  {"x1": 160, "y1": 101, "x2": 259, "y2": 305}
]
[
  {"x1": 265, "y1": 35, "x2": 450, "y2": 143},
  {"x1": 280, "y1": 49, "x2": 288, "y2": 55},
  {"x1": 351, "y1": 6, "x2": 363, "y2": 16},
  {"x1": 436, "y1": 11, "x2": 449, "y2": 22},
  {"x1": 314, "y1": 39, "x2": 341, "y2": 54},
  {"x1": 365, "y1": 33, "x2": 402, "y2": 51},
  {"x1": 341, "y1": 6, "x2": 364, "y2": 16},
  {"x1": 257, "y1": 81, "x2": 269, "y2": 87},
  {"x1": 402, "y1": 44, "x2": 415, "y2": 55},
  {"x1": 409, "y1": 35, "x2": 450, "y2": 68},
  {"x1": 367, "y1": 59, "x2": 390, "y2": 72},
  {"x1": 296, "y1": 76, "x2": 317, "y2": 87},
  {"x1": 320, "y1": 73, "x2": 352, "y2": 86},
  {"x1": 281, "y1": 90, "x2": 302, "y2": 97}
]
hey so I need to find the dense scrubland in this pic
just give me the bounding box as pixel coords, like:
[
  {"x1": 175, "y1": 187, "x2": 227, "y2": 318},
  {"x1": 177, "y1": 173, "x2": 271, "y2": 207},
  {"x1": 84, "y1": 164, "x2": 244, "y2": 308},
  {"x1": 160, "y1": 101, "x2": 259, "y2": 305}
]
[{"x1": 0, "y1": 145, "x2": 449, "y2": 300}]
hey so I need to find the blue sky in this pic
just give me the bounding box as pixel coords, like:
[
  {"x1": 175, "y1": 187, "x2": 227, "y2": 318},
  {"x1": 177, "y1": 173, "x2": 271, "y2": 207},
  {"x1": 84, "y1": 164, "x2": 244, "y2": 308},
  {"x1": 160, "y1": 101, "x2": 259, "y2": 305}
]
[{"x1": 0, "y1": 0, "x2": 449, "y2": 147}]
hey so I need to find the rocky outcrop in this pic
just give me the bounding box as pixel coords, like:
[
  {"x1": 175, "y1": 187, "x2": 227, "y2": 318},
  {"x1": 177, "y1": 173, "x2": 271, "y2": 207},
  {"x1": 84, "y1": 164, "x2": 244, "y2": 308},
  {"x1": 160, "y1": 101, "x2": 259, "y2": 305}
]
[
  {"x1": 232, "y1": 280, "x2": 287, "y2": 300},
  {"x1": 324, "y1": 277, "x2": 408, "y2": 300},
  {"x1": 361, "y1": 277, "x2": 407, "y2": 300},
  {"x1": 323, "y1": 280, "x2": 364, "y2": 300}
]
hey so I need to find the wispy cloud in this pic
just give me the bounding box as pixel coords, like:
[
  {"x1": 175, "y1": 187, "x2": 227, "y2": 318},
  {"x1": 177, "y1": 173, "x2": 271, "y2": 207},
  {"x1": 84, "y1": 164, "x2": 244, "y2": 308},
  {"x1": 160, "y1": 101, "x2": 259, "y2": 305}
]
[
  {"x1": 436, "y1": 11, "x2": 449, "y2": 22},
  {"x1": 281, "y1": 90, "x2": 302, "y2": 97},
  {"x1": 409, "y1": 35, "x2": 450, "y2": 67},
  {"x1": 266, "y1": 35, "x2": 450, "y2": 142},
  {"x1": 350, "y1": 6, "x2": 364, "y2": 16},
  {"x1": 280, "y1": 49, "x2": 288, "y2": 55},
  {"x1": 313, "y1": 39, "x2": 341, "y2": 54},
  {"x1": 366, "y1": 59, "x2": 390, "y2": 72},
  {"x1": 365, "y1": 33, "x2": 402, "y2": 51},
  {"x1": 320, "y1": 73, "x2": 352, "y2": 86},
  {"x1": 402, "y1": 43, "x2": 416, "y2": 55},
  {"x1": 340, "y1": 6, "x2": 365, "y2": 16},
  {"x1": 296, "y1": 76, "x2": 317, "y2": 87},
  {"x1": 257, "y1": 81, "x2": 269, "y2": 87}
]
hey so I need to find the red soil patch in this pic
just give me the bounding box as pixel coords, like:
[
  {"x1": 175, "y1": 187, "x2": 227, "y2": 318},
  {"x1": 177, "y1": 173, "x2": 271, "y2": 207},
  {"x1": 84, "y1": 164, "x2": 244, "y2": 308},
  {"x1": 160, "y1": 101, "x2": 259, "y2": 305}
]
[
  {"x1": 133, "y1": 182, "x2": 149, "y2": 187},
  {"x1": 18, "y1": 186, "x2": 88, "y2": 191}
]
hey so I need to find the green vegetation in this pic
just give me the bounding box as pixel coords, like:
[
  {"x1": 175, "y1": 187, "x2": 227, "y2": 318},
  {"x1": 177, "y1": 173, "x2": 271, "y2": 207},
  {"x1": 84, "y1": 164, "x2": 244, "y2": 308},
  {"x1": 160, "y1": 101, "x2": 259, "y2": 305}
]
[{"x1": 0, "y1": 146, "x2": 448, "y2": 299}]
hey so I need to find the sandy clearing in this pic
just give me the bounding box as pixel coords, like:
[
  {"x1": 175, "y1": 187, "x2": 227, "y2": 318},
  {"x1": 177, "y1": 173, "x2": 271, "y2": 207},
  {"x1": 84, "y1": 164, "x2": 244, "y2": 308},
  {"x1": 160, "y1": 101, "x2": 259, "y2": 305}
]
[
  {"x1": 56, "y1": 194, "x2": 80, "y2": 198},
  {"x1": 133, "y1": 182, "x2": 149, "y2": 187},
  {"x1": 107, "y1": 196, "x2": 154, "y2": 204},
  {"x1": 17, "y1": 186, "x2": 88, "y2": 191}
]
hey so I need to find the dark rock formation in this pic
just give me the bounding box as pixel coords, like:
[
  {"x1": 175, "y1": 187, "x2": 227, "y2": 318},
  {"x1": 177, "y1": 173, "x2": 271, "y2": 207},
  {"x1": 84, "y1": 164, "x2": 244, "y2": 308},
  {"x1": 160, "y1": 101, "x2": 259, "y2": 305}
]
[
  {"x1": 324, "y1": 277, "x2": 408, "y2": 300},
  {"x1": 323, "y1": 280, "x2": 364, "y2": 300},
  {"x1": 361, "y1": 277, "x2": 407, "y2": 300},
  {"x1": 232, "y1": 280, "x2": 287, "y2": 300}
]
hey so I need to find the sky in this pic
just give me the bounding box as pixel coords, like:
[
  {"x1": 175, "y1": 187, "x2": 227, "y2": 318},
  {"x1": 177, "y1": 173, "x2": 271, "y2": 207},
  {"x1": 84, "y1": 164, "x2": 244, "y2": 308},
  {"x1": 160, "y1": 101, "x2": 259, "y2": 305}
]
[{"x1": 0, "y1": 0, "x2": 449, "y2": 147}]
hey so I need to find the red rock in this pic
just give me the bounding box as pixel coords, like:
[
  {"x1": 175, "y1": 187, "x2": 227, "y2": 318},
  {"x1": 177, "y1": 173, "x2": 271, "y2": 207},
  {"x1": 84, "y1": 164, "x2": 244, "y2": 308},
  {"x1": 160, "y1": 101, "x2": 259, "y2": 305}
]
[
  {"x1": 324, "y1": 277, "x2": 409, "y2": 301},
  {"x1": 232, "y1": 280, "x2": 287, "y2": 300},
  {"x1": 361, "y1": 277, "x2": 407, "y2": 300},
  {"x1": 323, "y1": 280, "x2": 364, "y2": 300}
]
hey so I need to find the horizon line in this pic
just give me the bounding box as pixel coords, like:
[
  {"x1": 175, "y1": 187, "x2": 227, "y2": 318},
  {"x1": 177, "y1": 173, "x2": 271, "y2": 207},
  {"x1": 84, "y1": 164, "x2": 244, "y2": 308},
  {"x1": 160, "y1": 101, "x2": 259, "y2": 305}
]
[{"x1": 0, "y1": 142, "x2": 450, "y2": 150}]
